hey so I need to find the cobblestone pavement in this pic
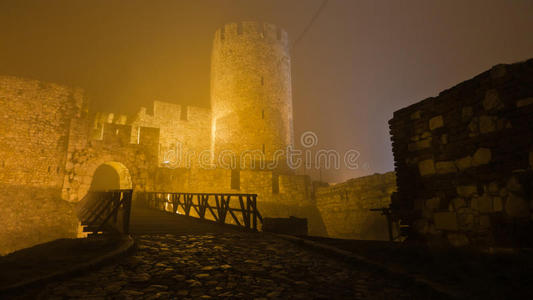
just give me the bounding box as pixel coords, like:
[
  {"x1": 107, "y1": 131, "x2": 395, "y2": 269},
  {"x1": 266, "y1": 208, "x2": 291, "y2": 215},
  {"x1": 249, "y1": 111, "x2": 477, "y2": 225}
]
[{"x1": 37, "y1": 233, "x2": 441, "y2": 299}]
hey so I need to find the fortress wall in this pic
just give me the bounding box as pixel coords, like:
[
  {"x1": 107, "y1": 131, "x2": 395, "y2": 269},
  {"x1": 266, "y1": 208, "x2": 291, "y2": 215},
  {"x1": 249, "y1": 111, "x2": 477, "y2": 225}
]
[
  {"x1": 0, "y1": 76, "x2": 85, "y2": 254},
  {"x1": 131, "y1": 101, "x2": 211, "y2": 167},
  {"x1": 389, "y1": 59, "x2": 533, "y2": 246},
  {"x1": 0, "y1": 76, "x2": 85, "y2": 188},
  {"x1": 279, "y1": 175, "x2": 312, "y2": 205},
  {"x1": 315, "y1": 172, "x2": 396, "y2": 240}
]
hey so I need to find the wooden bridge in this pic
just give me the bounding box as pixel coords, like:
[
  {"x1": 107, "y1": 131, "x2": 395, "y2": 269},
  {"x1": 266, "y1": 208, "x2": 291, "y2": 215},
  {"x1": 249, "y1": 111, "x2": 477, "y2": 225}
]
[{"x1": 78, "y1": 190, "x2": 264, "y2": 236}]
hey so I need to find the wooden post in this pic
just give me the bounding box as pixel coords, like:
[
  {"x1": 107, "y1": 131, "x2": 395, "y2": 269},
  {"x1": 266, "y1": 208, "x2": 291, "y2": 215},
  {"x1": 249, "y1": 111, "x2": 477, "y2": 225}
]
[
  {"x1": 112, "y1": 191, "x2": 119, "y2": 223},
  {"x1": 239, "y1": 195, "x2": 249, "y2": 228},
  {"x1": 123, "y1": 190, "x2": 133, "y2": 234},
  {"x1": 252, "y1": 195, "x2": 258, "y2": 231}
]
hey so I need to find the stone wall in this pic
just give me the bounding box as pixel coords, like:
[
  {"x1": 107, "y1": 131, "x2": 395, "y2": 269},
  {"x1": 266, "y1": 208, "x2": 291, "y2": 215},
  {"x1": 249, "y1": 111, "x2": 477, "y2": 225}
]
[
  {"x1": 0, "y1": 184, "x2": 78, "y2": 255},
  {"x1": 0, "y1": 76, "x2": 85, "y2": 254},
  {"x1": 0, "y1": 76, "x2": 86, "y2": 188},
  {"x1": 389, "y1": 59, "x2": 533, "y2": 247},
  {"x1": 315, "y1": 172, "x2": 396, "y2": 240}
]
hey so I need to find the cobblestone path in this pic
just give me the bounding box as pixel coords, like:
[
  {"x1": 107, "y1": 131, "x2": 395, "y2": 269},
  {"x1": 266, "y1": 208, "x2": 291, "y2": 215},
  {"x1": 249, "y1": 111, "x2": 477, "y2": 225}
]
[{"x1": 36, "y1": 232, "x2": 441, "y2": 300}]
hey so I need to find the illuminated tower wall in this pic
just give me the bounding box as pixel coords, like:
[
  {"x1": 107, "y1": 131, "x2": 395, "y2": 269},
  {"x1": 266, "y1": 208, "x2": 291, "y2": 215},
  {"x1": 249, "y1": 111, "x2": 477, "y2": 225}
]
[{"x1": 211, "y1": 22, "x2": 294, "y2": 168}]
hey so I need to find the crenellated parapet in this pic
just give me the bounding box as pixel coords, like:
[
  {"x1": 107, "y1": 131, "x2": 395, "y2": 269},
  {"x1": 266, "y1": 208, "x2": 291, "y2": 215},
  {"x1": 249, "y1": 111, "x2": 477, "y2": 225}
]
[
  {"x1": 213, "y1": 21, "x2": 289, "y2": 47},
  {"x1": 89, "y1": 112, "x2": 158, "y2": 149}
]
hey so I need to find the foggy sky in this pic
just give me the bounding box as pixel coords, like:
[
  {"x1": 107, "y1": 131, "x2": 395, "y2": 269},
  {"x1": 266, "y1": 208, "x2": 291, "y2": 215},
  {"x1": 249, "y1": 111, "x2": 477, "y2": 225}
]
[{"x1": 1, "y1": 0, "x2": 532, "y2": 182}]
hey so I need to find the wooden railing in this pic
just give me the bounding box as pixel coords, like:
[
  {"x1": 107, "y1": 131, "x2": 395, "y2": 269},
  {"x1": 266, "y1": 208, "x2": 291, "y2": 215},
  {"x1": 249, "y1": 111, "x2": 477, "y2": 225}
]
[
  {"x1": 77, "y1": 189, "x2": 133, "y2": 236},
  {"x1": 138, "y1": 192, "x2": 263, "y2": 231}
]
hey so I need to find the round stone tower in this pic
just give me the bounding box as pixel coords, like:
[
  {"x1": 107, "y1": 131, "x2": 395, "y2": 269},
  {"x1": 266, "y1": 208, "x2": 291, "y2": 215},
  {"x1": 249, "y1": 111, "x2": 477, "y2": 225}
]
[{"x1": 211, "y1": 21, "x2": 294, "y2": 169}]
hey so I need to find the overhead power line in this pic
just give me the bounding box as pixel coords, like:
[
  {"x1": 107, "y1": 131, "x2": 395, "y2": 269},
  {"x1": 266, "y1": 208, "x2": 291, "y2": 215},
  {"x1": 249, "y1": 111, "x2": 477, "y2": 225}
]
[{"x1": 291, "y1": 0, "x2": 329, "y2": 52}]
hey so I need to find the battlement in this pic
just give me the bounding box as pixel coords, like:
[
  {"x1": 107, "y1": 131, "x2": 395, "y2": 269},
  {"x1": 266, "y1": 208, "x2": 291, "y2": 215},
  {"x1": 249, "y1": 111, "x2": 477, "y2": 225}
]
[
  {"x1": 91, "y1": 114, "x2": 160, "y2": 147},
  {"x1": 133, "y1": 101, "x2": 211, "y2": 124},
  {"x1": 101, "y1": 123, "x2": 132, "y2": 144},
  {"x1": 93, "y1": 112, "x2": 129, "y2": 126},
  {"x1": 214, "y1": 22, "x2": 289, "y2": 46}
]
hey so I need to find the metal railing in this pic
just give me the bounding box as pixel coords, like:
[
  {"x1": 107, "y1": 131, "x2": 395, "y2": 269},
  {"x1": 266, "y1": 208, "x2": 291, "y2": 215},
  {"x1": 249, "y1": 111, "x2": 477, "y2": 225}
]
[
  {"x1": 77, "y1": 189, "x2": 133, "y2": 235},
  {"x1": 138, "y1": 192, "x2": 263, "y2": 231}
]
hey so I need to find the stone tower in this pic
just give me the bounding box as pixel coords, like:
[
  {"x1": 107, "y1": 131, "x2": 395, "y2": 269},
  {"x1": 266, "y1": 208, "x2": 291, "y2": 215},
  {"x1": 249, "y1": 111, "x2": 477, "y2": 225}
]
[{"x1": 211, "y1": 21, "x2": 294, "y2": 169}]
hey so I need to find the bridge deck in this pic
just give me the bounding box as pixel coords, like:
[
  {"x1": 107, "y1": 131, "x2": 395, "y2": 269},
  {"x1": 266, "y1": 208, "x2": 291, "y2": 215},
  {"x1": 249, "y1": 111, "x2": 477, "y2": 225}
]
[{"x1": 129, "y1": 207, "x2": 243, "y2": 235}]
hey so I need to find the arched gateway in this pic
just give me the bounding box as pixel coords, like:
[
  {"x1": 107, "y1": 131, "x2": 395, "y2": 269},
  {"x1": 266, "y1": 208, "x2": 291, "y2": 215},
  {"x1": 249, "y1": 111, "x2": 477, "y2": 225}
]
[{"x1": 89, "y1": 161, "x2": 133, "y2": 191}]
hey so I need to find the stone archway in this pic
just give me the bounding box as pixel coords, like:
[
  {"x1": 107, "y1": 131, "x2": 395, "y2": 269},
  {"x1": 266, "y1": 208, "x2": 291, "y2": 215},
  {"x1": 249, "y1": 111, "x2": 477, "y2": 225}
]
[
  {"x1": 63, "y1": 157, "x2": 136, "y2": 203},
  {"x1": 89, "y1": 161, "x2": 133, "y2": 191}
]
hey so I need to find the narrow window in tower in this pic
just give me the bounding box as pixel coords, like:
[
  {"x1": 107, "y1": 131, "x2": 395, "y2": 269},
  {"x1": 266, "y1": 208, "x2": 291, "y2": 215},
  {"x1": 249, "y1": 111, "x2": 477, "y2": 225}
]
[
  {"x1": 262, "y1": 144, "x2": 265, "y2": 154},
  {"x1": 237, "y1": 23, "x2": 243, "y2": 35},
  {"x1": 272, "y1": 173, "x2": 279, "y2": 194},
  {"x1": 56, "y1": 167, "x2": 60, "y2": 174},
  {"x1": 260, "y1": 24, "x2": 265, "y2": 38},
  {"x1": 231, "y1": 169, "x2": 240, "y2": 190},
  {"x1": 261, "y1": 109, "x2": 265, "y2": 119},
  {"x1": 180, "y1": 106, "x2": 188, "y2": 121},
  {"x1": 47, "y1": 166, "x2": 51, "y2": 173}
]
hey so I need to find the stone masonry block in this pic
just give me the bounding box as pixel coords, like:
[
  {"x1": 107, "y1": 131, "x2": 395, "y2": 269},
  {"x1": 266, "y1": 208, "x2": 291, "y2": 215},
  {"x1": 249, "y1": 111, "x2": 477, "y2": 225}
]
[
  {"x1": 435, "y1": 161, "x2": 457, "y2": 174},
  {"x1": 472, "y1": 148, "x2": 491, "y2": 166},
  {"x1": 410, "y1": 110, "x2": 421, "y2": 120},
  {"x1": 457, "y1": 185, "x2": 477, "y2": 197},
  {"x1": 487, "y1": 182, "x2": 499, "y2": 195},
  {"x1": 418, "y1": 159, "x2": 436, "y2": 176},
  {"x1": 425, "y1": 197, "x2": 440, "y2": 211},
  {"x1": 505, "y1": 193, "x2": 530, "y2": 218},
  {"x1": 455, "y1": 156, "x2": 472, "y2": 171},
  {"x1": 421, "y1": 131, "x2": 431, "y2": 139},
  {"x1": 447, "y1": 233, "x2": 469, "y2": 247},
  {"x1": 434, "y1": 212, "x2": 458, "y2": 231},
  {"x1": 429, "y1": 115, "x2": 444, "y2": 130},
  {"x1": 506, "y1": 176, "x2": 523, "y2": 193},
  {"x1": 449, "y1": 198, "x2": 466, "y2": 211},
  {"x1": 440, "y1": 134, "x2": 448, "y2": 144},
  {"x1": 471, "y1": 195, "x2": 492, "y2": 213},
  {"x1": 479, "y1": 215, "x2": 491, "y2": 229},
  {"x1": 516, "y1": 97, "x2": 533, "y2": 108},
  {"x1": 483, "y1": 89, "x2": 504, "y2": 111},
  {"x1": 493, "y1": 197, "x2": 503, "y2": 212},
  {"x1": 479, "y1": 115, "x2": 496, "y2": 134},
  {"x1": 408, "y1": 138, "x2": 432, "y2": 152},
  {"x1": 462, "y1": 106, "x2": 473, "y2": 121}
]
